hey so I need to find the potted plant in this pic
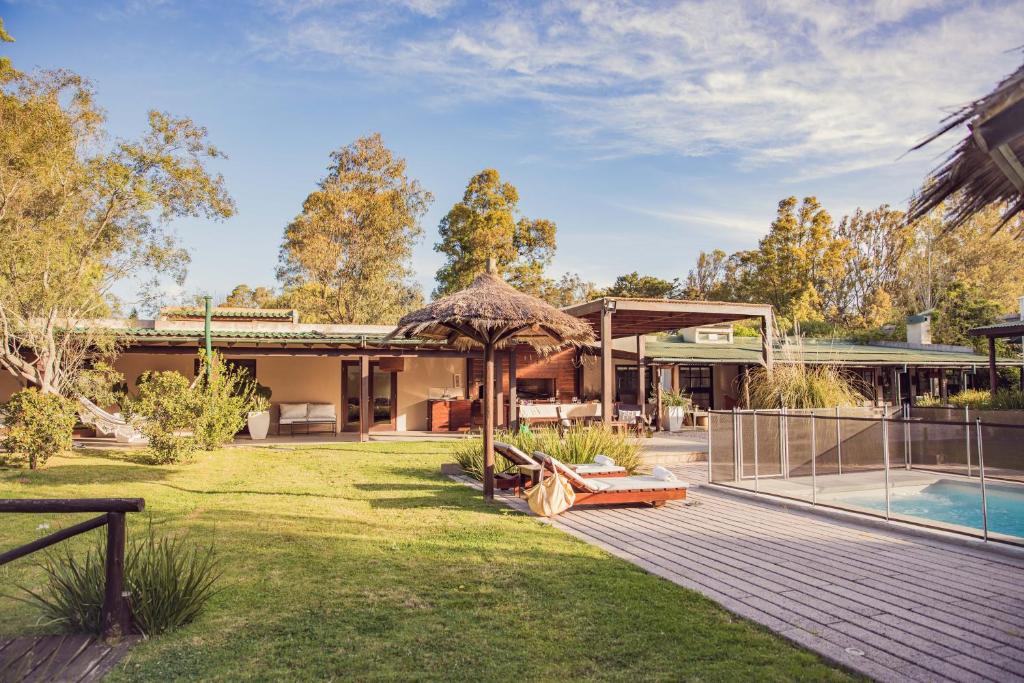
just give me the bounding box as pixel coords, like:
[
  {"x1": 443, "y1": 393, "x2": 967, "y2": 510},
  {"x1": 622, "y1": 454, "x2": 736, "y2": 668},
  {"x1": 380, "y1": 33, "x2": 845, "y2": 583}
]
[
  {"x1": 661, "y1": 390, "x2": 691, "y2": 432},
  {"x1": 247, "y1": 384, "x2": 272, "y2": 440}
]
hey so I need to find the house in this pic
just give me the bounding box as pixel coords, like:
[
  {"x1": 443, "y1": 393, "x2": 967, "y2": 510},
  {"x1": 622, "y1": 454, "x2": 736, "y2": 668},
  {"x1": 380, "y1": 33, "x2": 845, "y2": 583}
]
[{"x1": 0, "y1": 300, "x2": 1018, "y2": 440}]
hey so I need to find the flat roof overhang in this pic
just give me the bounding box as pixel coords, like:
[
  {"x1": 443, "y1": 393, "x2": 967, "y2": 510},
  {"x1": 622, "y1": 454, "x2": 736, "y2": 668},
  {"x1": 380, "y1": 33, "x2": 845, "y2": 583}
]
[
  {"x1": 969, "y1": 321, "x2": 1024, "y2": 338},
  {"x1": 562, "y1": 297, "x2": 772, "y2": 338}
]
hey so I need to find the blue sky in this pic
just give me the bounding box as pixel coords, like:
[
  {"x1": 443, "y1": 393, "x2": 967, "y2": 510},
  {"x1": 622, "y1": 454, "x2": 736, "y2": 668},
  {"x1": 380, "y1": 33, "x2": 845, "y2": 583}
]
[{"x1": 3, "y1": 0, "x2": 1023, "y2": 305}]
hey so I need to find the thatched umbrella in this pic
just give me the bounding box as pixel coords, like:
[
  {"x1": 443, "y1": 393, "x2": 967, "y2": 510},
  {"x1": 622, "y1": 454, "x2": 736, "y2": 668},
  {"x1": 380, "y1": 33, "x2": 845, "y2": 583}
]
[
  {"x1": 389, "y1": 260, "x2": 595, "y2": 499},
  {"x1": 908, "y1": 61, "x2": 1024, "y2": 232}
]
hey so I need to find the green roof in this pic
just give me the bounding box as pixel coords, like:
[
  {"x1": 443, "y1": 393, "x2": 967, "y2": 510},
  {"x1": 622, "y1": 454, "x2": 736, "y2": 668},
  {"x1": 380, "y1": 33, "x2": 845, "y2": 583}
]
[
  {"x1": 124, "y1": 328, "x2": 436, "y2": 346},
  {"x1": 644, "y1": 336, "x2": 1020, "y2": 367},
  {"x1": 969, "y1": 319, "x2": 1024, "y2": 337},
  {"x1": 163, "y1": 309, "x2": 295, "y2": 319}
]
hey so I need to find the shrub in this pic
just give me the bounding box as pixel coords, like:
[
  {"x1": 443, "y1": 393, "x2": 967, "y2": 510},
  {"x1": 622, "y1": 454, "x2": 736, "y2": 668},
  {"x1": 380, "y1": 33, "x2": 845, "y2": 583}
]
[
  {"x1": 126, "y1": 371, "x2": 200, "y2": 464},
  {"x1": 193, "y1": 351, "x2": 258, "y2": 450},
  {"x1": 661, "y1": 389, "x2": 691, "y2": 408},
  {"x1": 452, "y1": 423, "x2": 641, "y2": 479},
  {"x1": 74, "y1": 361, "x2": 126, "y2": 408},
  {"x1": 18, "y1": 526, "x2": 221, "y2": 637},
  {"x1": 947, "y1": 388, "x2": 1024, "y2": 410},
  {"x1": 746, "y1": 364, "x2": 865, "y2": 409},
  {"x1": 0, "y1": 389, "x2": 75, "y2": 469},
  {"x1": 915, "y1": 394, "x2": 943, "y2": 408}
]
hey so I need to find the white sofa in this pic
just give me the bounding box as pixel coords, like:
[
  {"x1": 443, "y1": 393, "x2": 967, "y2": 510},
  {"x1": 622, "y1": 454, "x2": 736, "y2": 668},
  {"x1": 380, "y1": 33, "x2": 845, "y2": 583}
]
[{"x1": 277, "y1": 402, "x2": 338, "y2": 435}]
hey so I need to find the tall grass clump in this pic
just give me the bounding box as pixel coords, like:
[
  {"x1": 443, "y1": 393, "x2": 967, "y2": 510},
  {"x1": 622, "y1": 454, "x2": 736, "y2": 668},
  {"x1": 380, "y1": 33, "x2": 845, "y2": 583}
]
[
  {"x1": 947, "y1": 388, "x2": 1024, "y2": 410},
  {"x1": 17, "y1": 526, "x2": 221, "y2": 637},
  {"x1": 452, "y1": 423, "x2": 641, "y2": 479},
  {"x1": 746, "y1": 364, "x2": 866, "y2": 409}
]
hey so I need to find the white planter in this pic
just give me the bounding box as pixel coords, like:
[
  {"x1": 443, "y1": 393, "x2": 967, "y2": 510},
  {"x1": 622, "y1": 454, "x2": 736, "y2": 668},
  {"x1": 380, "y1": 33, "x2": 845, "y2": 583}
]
[
  {"x1": 247, "y1": 411, "x2": 271, "y2": 440},
  {"x1": 666, "y1": 406, "x2": 686, "y2": 432}
]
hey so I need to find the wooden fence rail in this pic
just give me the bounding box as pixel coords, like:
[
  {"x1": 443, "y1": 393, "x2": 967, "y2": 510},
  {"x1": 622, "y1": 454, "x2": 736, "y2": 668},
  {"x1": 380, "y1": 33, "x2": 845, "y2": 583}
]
[{"x1": 0, "y1": 498, "x2": 145, "y2": 641}]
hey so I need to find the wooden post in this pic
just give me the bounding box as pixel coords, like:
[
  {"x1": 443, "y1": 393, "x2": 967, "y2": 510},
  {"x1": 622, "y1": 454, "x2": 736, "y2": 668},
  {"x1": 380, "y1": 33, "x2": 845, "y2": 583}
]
[
  {"x1": 671, "y1": 365, "x2": 680, "y2": 393},
  {"x1": 483, "y1": 341, "x2": 495, "y2": 500},
  {"x1": 636, "y1": 335, "x2": 646, "y2": 417},
  {"x1": 874, "y1": 367, "x2": 883, "y2": 406},
  {"x1": 761, "y1": 314, "x2": 774, "y2": 371},
  {"x1": 988, "y1": 336, "x2": 998, "y2": 395},
  {"x1": 493, "y1": 351, "x2": 503, "y2": 428},
  {"x1": 101, "y1": 512, "x2": 131, "y2": 641},
  {"x1": 508, "y1": 346, "x2": 517, "y2": 430},
  {"x1": 655, "y1": 365, "x2": 664, "y2": 431},
  {"x1": 939, "y1": 369, "x2": 948, "y2": 405},
  {"x1": 908, "y1": 366, "x2": 917, "y2": 406},
  {"x1": 359, "y1": 354, "x2": 370, "y2": 442},
  {"x1": 742, "y1": 365, "x2": 751, "y2": 408},
  {"x1": 600, "y1": 305, "x2": 613, "y2": 425}
]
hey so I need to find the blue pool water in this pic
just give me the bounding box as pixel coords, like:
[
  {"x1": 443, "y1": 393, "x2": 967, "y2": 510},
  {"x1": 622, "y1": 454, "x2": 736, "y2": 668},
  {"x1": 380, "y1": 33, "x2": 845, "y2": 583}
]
[{"x1": 832, "y1": 480, "x2": 1024, "y2": 539}]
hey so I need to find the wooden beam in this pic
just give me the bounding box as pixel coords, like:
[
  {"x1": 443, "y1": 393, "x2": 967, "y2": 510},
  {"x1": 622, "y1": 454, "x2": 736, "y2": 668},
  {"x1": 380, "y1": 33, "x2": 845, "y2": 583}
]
[
  {"x1": 359, "y1": 354, "x2": 370, "y2": 442},
  {"x1": 508, "y1": 346, "x2": 517, "y2": 429},
  {"x1": 989, "y1": 336, "x2": 999, "y2": 395},
  {"x1": 636, "y1": 335, "x2": 646, "y2": 418},
  {"x1": 483, "y1": 342, "x2": 495, "y2": 500},
  {"x1": 493, "y1": 350, "x2": 503, "y2": 428},
  {"x1": 760, "y1": 313, "x2": 774, "y2": 370},
  {"x1": 601, "y1": 305, "x2": 613, "y2": 425}
]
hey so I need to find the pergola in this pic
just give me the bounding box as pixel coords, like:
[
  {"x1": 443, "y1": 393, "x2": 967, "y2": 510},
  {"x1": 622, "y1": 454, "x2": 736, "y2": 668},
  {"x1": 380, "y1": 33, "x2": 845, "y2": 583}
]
[
  {"x1": 969, "y1": 320, "x2": 1024, "y2": 394},
  {"x1": 561, "y1": 298, "x2": 774, "y2": 424}
]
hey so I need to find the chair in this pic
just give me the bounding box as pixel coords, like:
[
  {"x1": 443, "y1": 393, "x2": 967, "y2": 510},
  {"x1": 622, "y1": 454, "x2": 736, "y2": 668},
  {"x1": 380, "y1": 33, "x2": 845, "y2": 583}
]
[
  {"x1": 494, "y1": 442, "x2": 626, "y2": 494},
  {"x1": 539, "y1": 454, "x2": 688, "y2": 508}
]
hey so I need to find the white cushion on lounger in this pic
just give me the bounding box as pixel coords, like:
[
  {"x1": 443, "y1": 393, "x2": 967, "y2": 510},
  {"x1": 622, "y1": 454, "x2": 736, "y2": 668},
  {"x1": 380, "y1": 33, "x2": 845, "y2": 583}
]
[
  {"x1": 593, "y1": 454, "x2": 615, "y2": 466},
  {"x1": 279, "y1": 403, "x2": 308, "y2": 421},
  {"x1": 574, "y1": 463, "x2": 626, "y2": 475},
  {"x1": 540, "y1": 454, "x2": 601, "y2": 491},
  {"x1": 652, "y1": 465, "x2": 677, "y2": 481},
  {"x1": 582, "y1": 476, "x2": 689, "y2": 492},
  {"x1": 307, "y1": 403, "x2": 336, "y2": 421}
]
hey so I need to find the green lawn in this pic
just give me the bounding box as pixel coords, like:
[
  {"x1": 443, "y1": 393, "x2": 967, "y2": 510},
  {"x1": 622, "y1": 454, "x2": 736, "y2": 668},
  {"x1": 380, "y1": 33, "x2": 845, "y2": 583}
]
[{"x1": 0, "y1": 443, "x2": 855, "y2": 681}]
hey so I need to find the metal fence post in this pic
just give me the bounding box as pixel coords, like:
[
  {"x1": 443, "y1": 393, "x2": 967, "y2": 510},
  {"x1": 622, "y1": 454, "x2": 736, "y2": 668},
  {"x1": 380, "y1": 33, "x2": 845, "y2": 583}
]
[
  {"x1": 752, "y1": 410, "x2": 759, "y2": 494},
  {"x1": 707, "y1": 412, "x2": 713, "y2": 483},
  {"x1": 781, "y1": 407, "x2": 789, "y2": 479},
  {"x1": 835, "y1": 406, "x2": 843, "y2": 476},
  {"x1": 732, "y1": 407, "x2": 739, "y2": 483},
  {"x1": 882, "y1": 415, "x2": 891, "y2": 521},
  {"x1": 810, "y1": 412, "x2": 817, "y2": 505},
  {"x1": 737, "y1": 408, "x2": 744, "y2": 482},
  {"x1": 976, "y1": 418, "x2": 989, "y2": 541},
  {"x1": 964, "y1": 406, "x2": 972, "y2": 477}
]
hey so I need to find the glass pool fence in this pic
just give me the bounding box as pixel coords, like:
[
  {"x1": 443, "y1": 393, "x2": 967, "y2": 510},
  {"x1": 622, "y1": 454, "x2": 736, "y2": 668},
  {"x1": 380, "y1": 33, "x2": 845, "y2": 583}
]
[{"x1": 708, "y1": 407, "x2": 1024, "y2": 545}]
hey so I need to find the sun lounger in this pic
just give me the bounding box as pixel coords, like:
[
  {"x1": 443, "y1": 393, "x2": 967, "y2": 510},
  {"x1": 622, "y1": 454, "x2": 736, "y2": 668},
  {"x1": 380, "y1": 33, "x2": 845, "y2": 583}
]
[
  {"x1": 540, "y1": 455, "x2": 688, "y2": 507},
  {"x1": 494, "y1": 442, "x2": 626, "y2": 478}
]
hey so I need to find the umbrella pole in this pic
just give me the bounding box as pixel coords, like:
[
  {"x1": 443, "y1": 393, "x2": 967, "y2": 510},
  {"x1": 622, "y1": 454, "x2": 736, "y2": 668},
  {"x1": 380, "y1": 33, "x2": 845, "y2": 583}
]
[{"x1": 483, "y1": 341, "x2": 495, "y2": 500}]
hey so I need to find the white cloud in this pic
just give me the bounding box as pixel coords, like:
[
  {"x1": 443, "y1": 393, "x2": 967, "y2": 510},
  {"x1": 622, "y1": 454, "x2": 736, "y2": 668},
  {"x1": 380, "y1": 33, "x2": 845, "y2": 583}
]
[{"x1": 256, "y1": 0, "x2": 1024, "y2": 177}]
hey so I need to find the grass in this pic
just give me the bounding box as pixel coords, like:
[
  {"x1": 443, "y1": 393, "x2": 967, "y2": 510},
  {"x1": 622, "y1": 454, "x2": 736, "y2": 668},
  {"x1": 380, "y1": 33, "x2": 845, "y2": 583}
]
[{"x1": 0, "y1": 443, "x2": 856, "y2": 682}]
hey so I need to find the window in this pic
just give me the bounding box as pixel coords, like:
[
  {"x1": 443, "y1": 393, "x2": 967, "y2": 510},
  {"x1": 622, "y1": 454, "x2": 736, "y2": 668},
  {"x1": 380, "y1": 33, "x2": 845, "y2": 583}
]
[
  {"x1": 517, "y1": 378, "x2": 556, "y2": 400},
  {"x1": 678, "y1": 365, "x2": 712, "y2": 409}
]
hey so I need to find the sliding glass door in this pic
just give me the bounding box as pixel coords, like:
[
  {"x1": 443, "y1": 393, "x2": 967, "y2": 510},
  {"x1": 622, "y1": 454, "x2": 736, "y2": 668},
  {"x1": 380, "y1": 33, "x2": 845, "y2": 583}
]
[{"x1": 341, "y1": 361, "x2": 397, "y2": 432}]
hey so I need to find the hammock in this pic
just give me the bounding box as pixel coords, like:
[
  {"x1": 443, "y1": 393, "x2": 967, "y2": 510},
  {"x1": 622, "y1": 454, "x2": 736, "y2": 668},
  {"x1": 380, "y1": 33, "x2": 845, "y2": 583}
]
[{"x1": 76, "y1": 396, "x2": 148, "y2": 444}]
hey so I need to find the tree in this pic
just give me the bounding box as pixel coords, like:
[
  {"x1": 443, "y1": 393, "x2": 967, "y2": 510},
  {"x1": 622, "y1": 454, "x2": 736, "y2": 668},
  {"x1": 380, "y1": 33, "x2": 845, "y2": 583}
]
[
  {"x1": 539, "y1": 273, "x2": 601, "y2": 307},
  {"x1": 434, "y1": 169, "x2": 556, "y2": 297},
  {"x1": 277, "y1": 134, "x2": 431, "y2": 324},
  {"x1": 0, "y1": 51, "x2": 234, "y2": 394},
  {"x1": 221, "y1": 284, "x2": 279, "y2": 309},
  {"x1": 740, "y1": 197, "x2": 846, "y2": 327},
  {"x1": 930, "y1": 279, "x2": 1003, "y2": 351},
  {"x1": 832, "y1": 205, "x2": 912, "y2": 326},
  {"x1": 605, "y1": 272, "x2": 680, "y2": 299}
]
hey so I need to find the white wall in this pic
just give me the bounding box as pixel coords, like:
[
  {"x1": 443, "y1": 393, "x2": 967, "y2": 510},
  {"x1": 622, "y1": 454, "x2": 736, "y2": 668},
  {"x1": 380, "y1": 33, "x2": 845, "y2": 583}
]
[{"x1": 395, "y1": 357, "x2": 465, "y2": 431}]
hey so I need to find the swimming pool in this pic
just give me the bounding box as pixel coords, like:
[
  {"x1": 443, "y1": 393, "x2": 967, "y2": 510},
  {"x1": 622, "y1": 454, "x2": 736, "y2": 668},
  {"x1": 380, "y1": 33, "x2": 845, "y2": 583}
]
[{"x1": 829, "y1": 479, "x2": 1024, "y2": 539}]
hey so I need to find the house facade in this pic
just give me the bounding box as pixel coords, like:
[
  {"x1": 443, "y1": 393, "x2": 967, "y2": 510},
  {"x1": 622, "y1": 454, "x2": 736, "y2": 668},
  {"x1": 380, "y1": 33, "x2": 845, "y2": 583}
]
[{"x1": 0, "y1": 302, "x2": 1018, "y2": 438}]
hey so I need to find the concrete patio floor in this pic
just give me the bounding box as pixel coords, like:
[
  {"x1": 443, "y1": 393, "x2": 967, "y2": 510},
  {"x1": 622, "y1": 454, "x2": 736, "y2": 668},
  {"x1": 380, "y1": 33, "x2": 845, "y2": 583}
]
[{"x1": 484, "y1": 462, "x2": 1024, "y2": 682}]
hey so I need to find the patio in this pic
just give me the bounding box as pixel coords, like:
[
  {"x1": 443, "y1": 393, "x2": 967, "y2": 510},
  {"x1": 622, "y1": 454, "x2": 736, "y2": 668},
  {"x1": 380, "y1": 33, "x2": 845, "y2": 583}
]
[{"x1": 485, "y1": 462, "x2": 1024, "y2": 682}]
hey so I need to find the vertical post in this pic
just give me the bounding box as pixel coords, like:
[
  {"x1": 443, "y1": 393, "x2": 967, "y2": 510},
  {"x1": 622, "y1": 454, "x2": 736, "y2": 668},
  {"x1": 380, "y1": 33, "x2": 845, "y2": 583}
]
[
  {"x1": 203, "y1": 295, "x2": 213, "y2": 379},
  {"x1": 493, "y1": 351, "x2": 503, "y2": 428},
  {"x1": 655, "y1": 367, "x2": 664, "y2": 431},
  {"x1": 976, "y1": 418, "x2": 989, "y2": 541},
  {"x1": 752, "y1": 410, "x2": 759, "y2": 493},
  {"x1": 988, "y1": 336, "x2": 998, "y2": 396},
  {"x1": 939, "y1": 369, "x2": 949, "y2": 405},
  {"x1": 101, "y1": 512, "x2": 131, "y2": 641},
  {"x1": 741, "y1": 365, "x2": 751, "y2": 408},
  {"x1": 882, "y1": 415, "x2": 891, "y2": 521},
  {"x1": 893, "y1": 368, "x2": 902, "y2": 407},
  {"x1": 636, "y1": 335, "x2": 646, "y2": 420},
  {"x1": 908, "y1": 367, "x2": 917, "y2": 406},
  {"x1": 874, "y1": 368, "x2": 883, "y2": 406},
  {"x1": 600, "y1": 303, "x2": 613, "y2": 425},
  {"x1": 483, "y1": 342, "x2": 495, "y2": 500},
  {"x1": 965, "y1": 406, "x2": 972, "y2": 477},
  {"x1": 835, "y1": 406, "x2": 843, "y2": 476},
  {"x1": 761, "y1": 313, "x2": 774, "y2": 371},
  {"x1": 731, "y1": 407, "x2": 739, "y2": 482},
  {"x1": 706, "y1": 412, "x2": 713, "y2": 482},
  {"x1": 508, "y1": 346, "x2": 517, "y2": 430},
  {"x1": 359, "y1": 354, "x2": 370, "y2": 442},
  {"x1": 779, "y1": 408, "x2": 788, "y2": 479},
  {"x1": 810, "y1": 413, "x2": 817, "y2": 505}
]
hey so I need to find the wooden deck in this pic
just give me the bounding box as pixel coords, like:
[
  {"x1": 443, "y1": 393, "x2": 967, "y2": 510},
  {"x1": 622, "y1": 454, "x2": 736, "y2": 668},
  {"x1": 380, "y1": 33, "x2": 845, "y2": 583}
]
[
  {"x1": 486, "y1": 462, "x2": 1024, "y2": 682},
  {"x1": 0, "y1": 635, "x2": 139, "y2": 682}
]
